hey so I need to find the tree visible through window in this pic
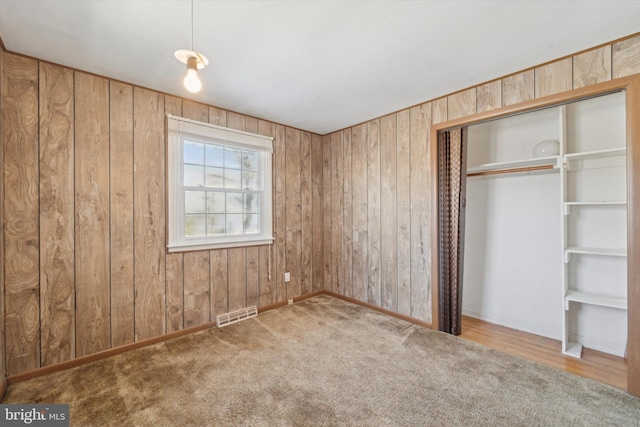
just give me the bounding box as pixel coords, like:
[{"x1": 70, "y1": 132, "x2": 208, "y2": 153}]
[{"x1": 167, "y1": 115, "x2": 273, "y2": 252}]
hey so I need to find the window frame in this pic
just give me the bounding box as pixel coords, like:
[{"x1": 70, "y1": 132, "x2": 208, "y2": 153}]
[{"x1": 166, "y1": 114, "x2": 274, "y2": 252}]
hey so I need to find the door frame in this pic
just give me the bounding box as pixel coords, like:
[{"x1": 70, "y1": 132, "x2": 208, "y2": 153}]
[{"x1": 429, "y1": 75, "x2": 640, "y2": 396}]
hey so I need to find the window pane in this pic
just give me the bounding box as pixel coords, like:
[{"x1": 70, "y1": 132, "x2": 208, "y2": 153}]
[
  {"x1": 244, "y1": 193, "x2": 259, "y2": 213},
  {"x1": 207, "y1": 192, "x2": 225, "y2": 213},
  {"x1": 185, "y1": 214, "x2": 206, "y2": 237},
  {"x1": 185, "y1": 191, "x2": 206, "y2": 213},
  {"x1": 225, "y1": 148, "x2": 242, "y2": 169},
  {"x1": 205, "y1": 145, "x2": 224, "y2": 167},
  {"x1": 207, "y1": 214, "x2": 225, "y2": 235},
  {"x1": 184, "y1": 141, "x2": 204, "y2": 165},
  {"x1": 227, "y1": 193, "x2": 243, "y2": 213},
  {"x1": 225, "y1": 169, "x2": 242, "y2": 189},
  {"x1": 184, "y1": 164, "x2": 204, "y2": 187},
  {"x1": 244, "y1": 214, "x2": 259, "y2": 233},
  {"x1": 242, "y1": 171, "x2": 258, "y2": 189},
  {"x1": 226, "y1": 214, "x2": 243, "y2": 235},
  {"x1": 243, "y1": 151, "x2": 258, "y2": 171},
  {"x1": 205, "y1": 167, "x2": 224, "y2": 187}
]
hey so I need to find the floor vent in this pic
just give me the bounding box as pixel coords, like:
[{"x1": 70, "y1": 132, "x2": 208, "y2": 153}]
[{"x1": 216, "y1": 306, "x2": 258, "y2": 328}]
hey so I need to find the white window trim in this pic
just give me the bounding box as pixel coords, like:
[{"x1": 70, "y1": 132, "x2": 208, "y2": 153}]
[{"x1": 167, "y1": 114, "x2": 274, "y2": 252}]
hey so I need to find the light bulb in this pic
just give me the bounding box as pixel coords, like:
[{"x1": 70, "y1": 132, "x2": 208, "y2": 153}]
[{"x1": 183, "y1": 56, "x2": 201, "y2": 93}]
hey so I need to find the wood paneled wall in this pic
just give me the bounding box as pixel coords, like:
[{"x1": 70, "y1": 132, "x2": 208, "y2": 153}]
[
  {"x1": 1, "y1": 52, "x2": 324, "y2": 376},
  {"x1": 1, "y1": 32, "x2": 638, "y2": 378},
  {"x1": 322, "y1": 34, "x2": 640, "y2": 323},
  {"x1": 0, "y1": 46, "x2": 5, "y2": 383}
]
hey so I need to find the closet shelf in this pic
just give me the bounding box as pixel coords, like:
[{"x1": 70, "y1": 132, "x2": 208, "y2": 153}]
[
  {"x1": 565, "y1": 290, "x2": 627, "y2": 310},
  {"x1": 564, "y1": 147, "x2": 626, "y2": 161},
  {"x1": 466, "y1": 156, "x2": 558, "y2": 175},
  {"x1": 565, "y1": 246, "x2": 627, "y2": 257},
  {"x1": 564, "y1": 201, "x2": 626, "y2": 206}
]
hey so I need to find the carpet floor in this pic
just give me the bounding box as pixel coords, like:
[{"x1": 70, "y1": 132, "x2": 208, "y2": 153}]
[{"x1": 3, "y1": 295, "x2": 640, "y2": 426}]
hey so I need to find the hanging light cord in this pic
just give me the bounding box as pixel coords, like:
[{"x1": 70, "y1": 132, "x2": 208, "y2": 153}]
[{"x1": 190, "y1": 0, "x2": 194, "y2": 51}]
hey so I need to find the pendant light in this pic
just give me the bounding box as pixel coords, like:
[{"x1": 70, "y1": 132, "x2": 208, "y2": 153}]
[{"x1": 175, "y1": 0, "x2": 208, "y2": 93}]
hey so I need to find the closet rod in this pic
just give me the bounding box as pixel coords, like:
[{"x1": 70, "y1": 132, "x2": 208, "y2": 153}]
[{"x1": 467, "y1": 164, "x2": 554, "y2": 177}]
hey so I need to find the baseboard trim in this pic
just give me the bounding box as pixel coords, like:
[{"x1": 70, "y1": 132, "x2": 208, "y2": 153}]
[
  {"x1": 7, "y1": 290, "x2": 325, "y2": 385},
  {"x1": 323, "y1": 291, "x2": 433, "y2": 330}
]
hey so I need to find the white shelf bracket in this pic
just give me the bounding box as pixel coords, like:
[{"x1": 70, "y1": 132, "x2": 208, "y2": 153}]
[
  {"x1": 563, "y1": 204, "x2": 570, "y2": 216},
  {"x1": 564, "y1": 251, "x2": 571, "y2": 263}
]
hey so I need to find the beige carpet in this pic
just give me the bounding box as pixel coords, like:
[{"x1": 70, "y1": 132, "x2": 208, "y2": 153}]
[{"x1": 3, "y1": 295, "x2": 640, "y2": 426}]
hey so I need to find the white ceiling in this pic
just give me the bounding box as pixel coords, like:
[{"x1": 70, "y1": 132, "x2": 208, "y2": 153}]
[{"x1": 0, "y1": 1, "x2": 639, "y2": 135}]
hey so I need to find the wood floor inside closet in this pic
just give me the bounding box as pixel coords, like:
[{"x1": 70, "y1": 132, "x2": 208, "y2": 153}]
[{"x1": 460, "y1": 316, "x2": 627, "y2": 391}]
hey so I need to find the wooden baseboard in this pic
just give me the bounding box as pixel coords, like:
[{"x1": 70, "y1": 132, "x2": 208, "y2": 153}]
[
  {"x1": 7, "y1": 290, "x2": 325, "y2": 385},
  {"x1": 323, "y1": 290, "x2": 433, "y2": 330}
]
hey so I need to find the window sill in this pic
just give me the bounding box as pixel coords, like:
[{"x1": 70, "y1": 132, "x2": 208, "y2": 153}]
[{"x1": 167, "y1": 237, "x2": 274, "y2": 253}]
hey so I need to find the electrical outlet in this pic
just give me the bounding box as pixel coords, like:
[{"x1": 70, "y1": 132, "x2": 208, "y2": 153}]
[{"x1": 284, "y1": 272, "x2": 291, "y2": 282}]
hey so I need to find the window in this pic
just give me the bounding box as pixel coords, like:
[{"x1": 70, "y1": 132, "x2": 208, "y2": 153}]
[{"x1": 167, "y1": 115, "x2": 273, "y2": 252}]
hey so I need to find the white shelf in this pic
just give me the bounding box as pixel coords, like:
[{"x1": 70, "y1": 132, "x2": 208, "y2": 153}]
[
  {"x1": 564, "y1": 201, "x2": 626, "y2": 206},
  {"x1": 467, "y1": 156, "x2": 558, "y2": 174},
  {"x1": 565, "y1": 290, "x2": 627, "y2": 310},
  {"x1": 564, "y1": 147, "x2": 626, "y2": 161},
  {"x1": 565, "y1": 246, "x2": 626, "y2": 257}
]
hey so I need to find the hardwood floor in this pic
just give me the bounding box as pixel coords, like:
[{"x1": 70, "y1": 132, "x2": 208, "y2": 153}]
[{"x1": 460, "y1": 315, "x2": 627, "y2": 391}]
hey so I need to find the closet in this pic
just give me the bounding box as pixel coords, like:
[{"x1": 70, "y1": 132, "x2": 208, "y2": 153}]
[{"x1": 462, "y1": 91, "x2": 627, "y2": 358}]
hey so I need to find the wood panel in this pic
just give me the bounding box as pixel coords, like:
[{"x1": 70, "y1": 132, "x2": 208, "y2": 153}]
[
  {"x1": 0, "y1": 45, "x2": 4, "y2": 383},
  {"x1": 341, "y1": 129, "x2": 353, "y2": 298},
  {"x1": 396, "y1": 110, "x2": 412, "y2": 317},
  {"x1": 322, "y1": 135, "x2": 332, "y2": 290},
  {"x1": 286, "y1": 127, "x2": 302, "y2": 298},
  {"x1": 207, "y1": 106, "x2": 228, "y2": 317},
  {"x1": 351, "y1": 124, "x2": 368, "y2": 302},
  {"x1": 183, "y1": 251, "x2": 210, "y2": 327},
  {"x1": 74, "y1": 72, "x2": 110, "y2": 357},
  {"x1": 447, "y1": 88, "x2": 476, "y2": 120},
  {"x1": 535, "y1": 58, "x2": 572, "y2": 98},
  {"x1": 210, "y1": 250, "x2": 228, "y2": 318},
  {"x1": 502, "y1": 70, "x2": 534, "y2": 106},
  {"x1": 409, "y1": 104, "x2": 431, "y2": 322},
  {"x1": 208, "y1": 106, "x2": 227, "y2": 126},
  {"x1": 181, "y1": 99, "x2": 211, "y2": 325},
  {"x1": 227, "y1": 247, "x2": 246, "y2": 312},
  {"x1": 110, "y1": 82, "x2": 135, "y2": 346},
  {"x1": 226, "y1": 112, "x2": 247, "y2": 311},
  {"x1": 613, "y1": 35, "x2": 640, "y2": 79},
  {"x1": 573, "y1": 45, "x2": 611, "y2": 89},
  {"x1": 164, "y1": 95, "x2": 184, "y2": 332},
  {"x1": 183, "y1": 100, "x2": 209, "y2": 123},
  {"x1": 244, "y1": 119, "x2": 260, "y2": 308},
  {"x1": 311, "y1": 133, "x2": 324, "y2": 292},
  {"x1": 3, "y1": 53, "x2": 40, "y2": 375},
  {"x1": 275, "y1": 125, "x2": 287, "y2": 300},
  {"x1": 39, "y1": 62, "x2": 75, "y2": 366},
  {"x1": 367, "y1": 120, "x2": 381, "y2": 306},
  {"x1": 300, "y1": 131, "x2": 313, "y2": 295},
  {"x1": 380, "y1": 114, "x2": 397, "y2": 311},
  {"x1": 133, "y1": 87, "x2": 165, "y2": 340},
  {"x1": 432, "y1": 97, "x2": 447, "y2": 124},
  {"x1": 476, "y1": 81, "x2": 501, "y2": 113},
  {"x1": 246, "y1": 246, "x2": 260, "y2": 307},
  {"x1": 165, "y1": 253, "x2": 184, "y2": 332},
  {"x1": 258, "y1": 119, "x2": 276, "y2": 307},
  {"x1": 330, "y1": 132, "x2": 343, "y2": 295}
]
